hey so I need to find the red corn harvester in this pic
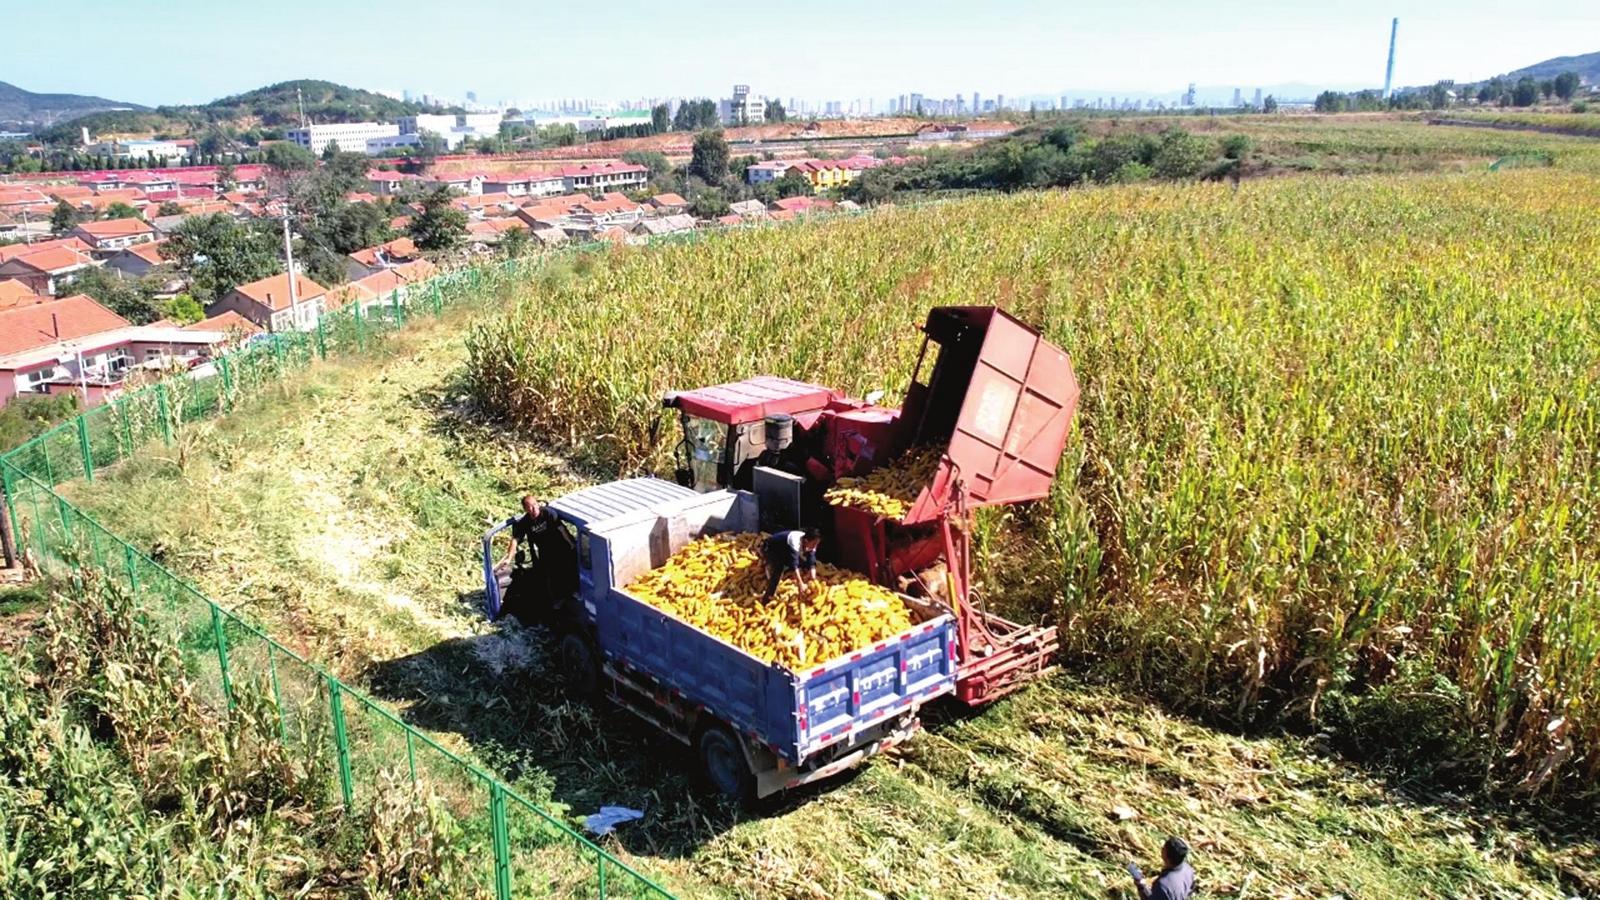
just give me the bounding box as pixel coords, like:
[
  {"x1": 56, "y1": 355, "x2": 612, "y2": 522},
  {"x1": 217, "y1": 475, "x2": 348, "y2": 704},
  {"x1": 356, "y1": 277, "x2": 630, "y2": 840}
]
[{"x1": 663, "y1": 306, "x2": 1080, "y2": 706}]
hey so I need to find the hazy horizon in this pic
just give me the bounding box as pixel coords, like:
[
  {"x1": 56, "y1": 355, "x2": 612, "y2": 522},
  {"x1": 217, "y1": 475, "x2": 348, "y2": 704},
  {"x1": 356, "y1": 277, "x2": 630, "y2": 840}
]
[{"x1": 5, "y1": 0, "x2": 1597, "y2": 107}]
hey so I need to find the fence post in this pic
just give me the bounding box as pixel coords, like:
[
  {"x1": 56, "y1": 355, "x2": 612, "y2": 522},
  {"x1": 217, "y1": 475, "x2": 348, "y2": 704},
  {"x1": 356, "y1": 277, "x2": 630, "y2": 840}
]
[
  {"x1": 211, "y1": 605, "x2": 234, "y2": 708},
  {"x1": 76, "y1": 415, "x2": 93, "y2": 482},
  {"x1": 219, "y1": 355, "x2": 233, "y2": 409},
  {"x1": 156, "y1": 384, "x2": 173, "y2": 446},
  {"x1": 40, "y1": 431, "x2": 54, "y2": 485},
  {"x1": 490, "y1": 782, "x2": 513, "y2": 900},
  {"x1": 117, "y1": 398, "x2": 133, "y2": 462},
  {"x1": 327, "y1": 677, "x2": 355, "y2": 810},
  {"x1": 354, "y1": 303, "x2": 365, "y2": 351},
  {"x1": 0, "y1": 464, "x2": 17, "y2": 569},
  {"x1": 392, "y1": 290, "x2": 403, "y2": 326},
  {"x1": 431, "y1": 282, "x2": 442, "y2": 316},
  {"x1": 123, "y1": 542, "x2": 138, "y2": 594},
  {"x1": 316, "y1": 316, "x2": 327, "y2": 358}
]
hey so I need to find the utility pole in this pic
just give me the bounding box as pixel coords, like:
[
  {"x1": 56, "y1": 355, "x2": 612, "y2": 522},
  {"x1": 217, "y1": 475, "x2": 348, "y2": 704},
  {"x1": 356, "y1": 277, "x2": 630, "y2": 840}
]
[
  {"x1": 281, "y1": 215, "x2": 299, "y2": 326},
  {"x1": 297, "y1": 86, "x2": 308, "y2": 128}
]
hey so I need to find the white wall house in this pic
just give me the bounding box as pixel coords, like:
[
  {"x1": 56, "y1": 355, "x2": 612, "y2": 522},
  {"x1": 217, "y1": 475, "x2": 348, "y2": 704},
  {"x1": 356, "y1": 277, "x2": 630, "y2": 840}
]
[{"x1": 286, "y1": 123, "x2": 402, "y2": 155}]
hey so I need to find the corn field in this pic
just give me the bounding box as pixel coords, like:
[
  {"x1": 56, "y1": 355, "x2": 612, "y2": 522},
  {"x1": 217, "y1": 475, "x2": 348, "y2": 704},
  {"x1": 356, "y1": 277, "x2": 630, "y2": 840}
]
[{"x1": 467, "y1": 169, "x2": 1600, "y2": 799}]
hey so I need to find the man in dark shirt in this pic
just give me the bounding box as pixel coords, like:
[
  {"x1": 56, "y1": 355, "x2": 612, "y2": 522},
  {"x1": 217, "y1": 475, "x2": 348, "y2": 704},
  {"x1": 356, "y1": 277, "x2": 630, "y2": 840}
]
[
  {"x1": 760, "y1": 527, "x2": 822, "y2": 602},
  {"x1": 1128, "y1": 836, "x2": 1195, "y2": 900},
  {"x1": 497, "y1": 495, "x2": 572, "y2": 623},
  {"x1": 502, "y1": 495, "x2": 561, "y2": 570}
]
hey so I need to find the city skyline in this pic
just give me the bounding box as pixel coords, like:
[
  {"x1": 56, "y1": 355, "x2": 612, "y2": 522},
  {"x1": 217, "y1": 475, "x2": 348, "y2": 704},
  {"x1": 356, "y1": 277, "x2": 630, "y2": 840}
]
[{"x1": 5, "y1": 1, "x2": 1597, "y2": 109}]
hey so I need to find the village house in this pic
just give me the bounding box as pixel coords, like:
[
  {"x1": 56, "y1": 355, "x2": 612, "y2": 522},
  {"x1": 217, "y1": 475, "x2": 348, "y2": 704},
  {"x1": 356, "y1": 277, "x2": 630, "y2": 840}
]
[
  {"x1": 72, "y1": 217, "x2": 159, "y2": 254},
  {"x1": 558, "y1": 162, "x2": 648, "y2": 194},
  {"x1": 727, "y1": 199, "x2": 769, "y2": 219},
  {"x1": 209, "y1": 272, "x2": 330, "y2": 333},
  {"x1": 104, "y1": 240, "x2": 171, "y2": 279},
  {"x1": 0, "y1": 245, "x2": 98, "y2": 296},
  {"x1": 428, "y1": 173, "x2": 485, "y2": 196},
  {"x1": 346, "y1": 236, "x2": 422, "y2": 280},
  {"x1": 631, "y1": 214, "x2": 697, "y2": 238},
  {"x1": 0, "y1": 293, "x2": 222, "y2": 408},
  {"x1": 647, "y1": 192, "x2": 689, "y2": 213},
  {"x1": 481, "y1": 172, "x2": 566, "y2": 199}
]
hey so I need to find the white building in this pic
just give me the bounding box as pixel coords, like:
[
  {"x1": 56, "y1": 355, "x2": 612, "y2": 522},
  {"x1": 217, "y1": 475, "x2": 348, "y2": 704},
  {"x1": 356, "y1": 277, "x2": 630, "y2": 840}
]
[
  {"x1": 398, "y1": 114, "x2": 460, "y2": 135},
  {"x1": 719, "y1": 84, "x2": 767, "y2": 125},
  {"x1": 746, "y1": 160, "x2": 796, "y2": 184},
  {"x1": 286, "y1": 123, "x2": 401, "y2": 155},
  {"x1": 86, "y1": 139, "x2": 188, "y2": 160}
]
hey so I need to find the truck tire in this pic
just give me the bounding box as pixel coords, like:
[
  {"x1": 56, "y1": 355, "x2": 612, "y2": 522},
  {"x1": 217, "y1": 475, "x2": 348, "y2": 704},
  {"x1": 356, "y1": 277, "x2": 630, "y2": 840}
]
[
  {"x1": 559, "y1": 632, "x2": 600, "y2": 700},
  {"x1": 696, "y1": 725, "x2": 754, "y2": 803}
]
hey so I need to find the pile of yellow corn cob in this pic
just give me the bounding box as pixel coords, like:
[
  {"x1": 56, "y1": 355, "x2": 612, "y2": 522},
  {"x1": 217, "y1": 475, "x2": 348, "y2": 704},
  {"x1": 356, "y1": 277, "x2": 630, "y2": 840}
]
[
  {"x1": 625, "y1": 533, "x2": 913, "y2": 670},
  {"x1": 823, "y1": 450, "x2": 942, "y2": 519}
]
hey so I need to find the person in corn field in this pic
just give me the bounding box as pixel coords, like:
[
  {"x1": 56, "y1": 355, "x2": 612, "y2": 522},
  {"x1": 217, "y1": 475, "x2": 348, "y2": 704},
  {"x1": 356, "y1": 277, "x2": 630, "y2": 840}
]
[
  {"x1": 1126, "y1": 836, "x2": 1195, "y2": 900},
  {"x1": 498, "y1": 495, "x2": 574, "y2": 622},
  {"x1": 760, "y1": 527, "x2": 822, "y2": 602}
]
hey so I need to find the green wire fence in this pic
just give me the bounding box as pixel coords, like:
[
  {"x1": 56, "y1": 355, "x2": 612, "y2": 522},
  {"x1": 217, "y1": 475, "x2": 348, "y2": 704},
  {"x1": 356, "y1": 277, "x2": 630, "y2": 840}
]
[{"x1": 0, "y1": 250, "x2": 676, "y2": 899}]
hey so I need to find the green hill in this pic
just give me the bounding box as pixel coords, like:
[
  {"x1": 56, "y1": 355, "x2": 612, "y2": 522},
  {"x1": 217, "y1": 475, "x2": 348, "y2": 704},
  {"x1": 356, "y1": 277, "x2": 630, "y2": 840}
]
[
  {"x1": 0, "y1": 80, "x2": 144, "y2": 128},
  {"x1": 1504, "y1": 50, "x2": 1600, "y2": 83},
  {"x1": 33, "y1": 79, "x2": 457, "y2": 145}
]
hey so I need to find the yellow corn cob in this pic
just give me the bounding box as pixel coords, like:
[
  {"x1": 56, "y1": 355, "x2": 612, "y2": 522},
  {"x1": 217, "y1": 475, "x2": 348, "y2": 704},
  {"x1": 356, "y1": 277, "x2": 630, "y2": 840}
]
[
  {"x1": 625, "y1": 533, "x2": 914, "y2": 670},
  {"x1": 823, "y1": 449, "x2": 942, "y2": 519}
]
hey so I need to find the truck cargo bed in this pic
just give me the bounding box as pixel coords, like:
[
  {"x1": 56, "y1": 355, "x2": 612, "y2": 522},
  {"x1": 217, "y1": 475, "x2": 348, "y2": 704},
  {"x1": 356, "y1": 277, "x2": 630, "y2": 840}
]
[{"x1": 598, "y1": 584, "x2": 956, "y2": 766}]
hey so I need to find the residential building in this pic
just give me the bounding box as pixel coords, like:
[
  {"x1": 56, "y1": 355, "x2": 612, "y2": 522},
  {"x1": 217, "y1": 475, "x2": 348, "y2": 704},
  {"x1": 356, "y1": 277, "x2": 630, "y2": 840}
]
[
  {"x1": 455, "y1": 192, "x2": 517, "y2": 217},
  {"x1": 428, "y1": 173, "x2": 485, "y2": 196},
  {"x1": 0, "y1": 245, "x2": 97, "y2": 296},
  {"x1": 346, "y1": 237, "x2": 421, "y2": 280},
  {"x1": 0, "y1": 294, "x2": 221, "y2": 408},
  {"x1": 209, "y1": 272, "x2": 330, "y2": 332},
  {"x1": 0, "y1": 280, "x2": 42, "y2": 308},
  {"x1": 719, "y1": 85, "x2": 768, "y2": 125},
  {"x1": 746, "y1": 160, "x2": 797, "y2": 184},
  {"x1": 368, "y1": 170, "x2": 422, "y2": 196},
  {"x1": 647, "y1": 193, "x2": 688, "y2": 213},
  {"x1": 727, "y1": 199, "x2": 769, "y2": 218},
  {"x1": 559, "y1": 162, "x2": 648, "y2": 194},
  {"x1": 482, "y1": 172, "x2": 566, "y2": 199},
  {"x1": 187, "y1": 310, "x2": 263, "y2": 340},
  {"x1": 631, "y1": 214, "x2": 696, "y2": 237},
  {"x1": 0, "y1": 237, "x2": 94, "y2": 264},
  {"x1": 85, "y1": 139, "x2": 188, "y2": 161},
  {"x1": 286, "y1": 122, "x2": 401, "y2": 155},
  {"x1": 72, "y1": 217, "x2": 158, "y2": 254},
  {"x1": 104, "y1": 241, "x2": 171, "y2": 279}
]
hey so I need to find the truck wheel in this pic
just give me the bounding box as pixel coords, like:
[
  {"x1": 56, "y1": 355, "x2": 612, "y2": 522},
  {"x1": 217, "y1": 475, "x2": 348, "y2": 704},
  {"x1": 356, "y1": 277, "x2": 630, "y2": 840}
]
[
  {"x1": 559, "y1": 633, "x2": 599, "y2": 700},
  {"x1": 697, "y1": 725, "x2": 754, "y2": 802}
]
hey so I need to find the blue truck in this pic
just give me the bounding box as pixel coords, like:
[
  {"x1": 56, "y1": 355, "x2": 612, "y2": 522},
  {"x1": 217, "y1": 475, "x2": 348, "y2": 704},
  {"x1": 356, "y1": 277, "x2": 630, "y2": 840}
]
[{"x1": 482, "y1": 478, "x2": 958, "y2": 800}]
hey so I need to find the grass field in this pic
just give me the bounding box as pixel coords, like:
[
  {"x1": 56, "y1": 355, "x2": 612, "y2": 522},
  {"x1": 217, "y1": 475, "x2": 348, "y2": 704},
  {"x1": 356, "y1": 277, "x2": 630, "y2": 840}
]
[{"x1": 57, "y1": 162, "x2": 1600, "y2": 894}]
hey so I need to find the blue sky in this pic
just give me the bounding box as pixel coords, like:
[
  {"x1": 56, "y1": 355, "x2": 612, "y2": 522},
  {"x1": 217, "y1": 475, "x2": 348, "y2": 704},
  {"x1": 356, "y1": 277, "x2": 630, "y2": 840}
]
[{"x1": 6, "y1": 1, "x2": 1597, "y2": 106}]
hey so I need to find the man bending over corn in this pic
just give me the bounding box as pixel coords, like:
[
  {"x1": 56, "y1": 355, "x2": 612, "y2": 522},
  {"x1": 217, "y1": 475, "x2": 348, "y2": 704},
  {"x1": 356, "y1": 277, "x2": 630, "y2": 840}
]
[{"x1": 760, "y1": 527, "x2": 822, "y2": 602}]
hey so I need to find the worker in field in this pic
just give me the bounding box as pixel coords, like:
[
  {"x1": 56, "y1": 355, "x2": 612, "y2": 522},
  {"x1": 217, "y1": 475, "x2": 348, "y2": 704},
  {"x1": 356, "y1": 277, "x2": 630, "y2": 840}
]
[
  {"x1": 498, "y1": 495, "x2": 575, "y2": 622},
  {"x1": 760, "y1": 527, "x2": 822, "y2": 602},
  {"x1": 1126, "y1": 836, "x2": 1195, "y2": 900}
]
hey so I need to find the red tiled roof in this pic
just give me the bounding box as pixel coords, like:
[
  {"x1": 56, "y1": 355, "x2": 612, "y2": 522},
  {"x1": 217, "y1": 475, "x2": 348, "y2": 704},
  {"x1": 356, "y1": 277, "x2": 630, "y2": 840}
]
[
  {"x1": 76, "y1": 217, "x2": 155, "y2": 239},
  {"x1": 0, "y1": 280, "x2": 43, "y2": 308},
  {"x1": 348, "y1": 236, "x2": 420, "y2": 268},
  {"x1": 0, "y1": 237, "x2": 93, "y2": 263},
  {"x1": 716, "y1": 214, "x2": 743, "y2": 225},
  {"x1": 456, "y1": 192, "x2": 515, "y2": 209},
  {"x1": 122, "y1": 241, "x2": 169, "y2": 265},
  {"x1": 186, "y1": 309, "x2": 262, "y2": 335},
  {"x1": 649, "y1": 192, "x2": 687, "y2": 207},
  {"x1": 44, "y1": 185, "x2": 95, "y2": 201},
  {"x1": 230, "y1": 272, "x2": 327, "y2": 311},
  {"x1": 0, "y1": 294, "x2": 130, "y2": 358},
  {"x1": 0, "y1": 245, "x2": 94, "y2": 274}
]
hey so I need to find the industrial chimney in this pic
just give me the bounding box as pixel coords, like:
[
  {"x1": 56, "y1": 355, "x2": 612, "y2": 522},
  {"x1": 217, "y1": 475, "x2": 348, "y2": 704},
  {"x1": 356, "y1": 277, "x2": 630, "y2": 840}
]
[{"x1": 1383, "y1": 18, "x2": 1399, "y2": 100}]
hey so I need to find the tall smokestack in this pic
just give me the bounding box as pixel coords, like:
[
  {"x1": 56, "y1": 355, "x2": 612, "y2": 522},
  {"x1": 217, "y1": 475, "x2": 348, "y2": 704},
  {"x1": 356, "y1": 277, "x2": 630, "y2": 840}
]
[{"x1": 1383, "y1": 17, "x2": 1399, "y2": 99}]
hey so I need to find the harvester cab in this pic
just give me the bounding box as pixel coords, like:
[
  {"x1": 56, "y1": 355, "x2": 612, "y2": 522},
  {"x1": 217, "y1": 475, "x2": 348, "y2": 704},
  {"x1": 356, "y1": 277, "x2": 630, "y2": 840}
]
[{"x1": 664, "y1": 305, "x2": 1080, "y2": 706}]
